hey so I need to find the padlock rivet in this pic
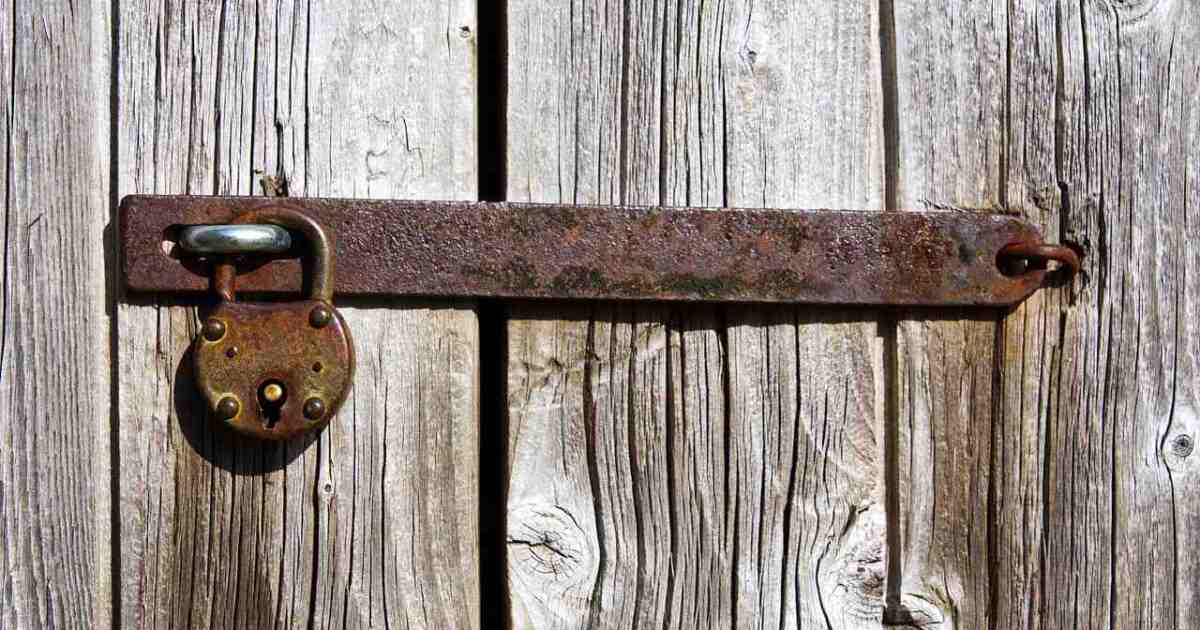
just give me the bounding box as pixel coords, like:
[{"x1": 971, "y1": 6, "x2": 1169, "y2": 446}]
[
  {"x1": 216, "y1": 396, "x2": 240, "y2": 420},
  {"x1": 303, "y1": 397, "x2": 326, "y2": 420},
  {"x1": 309, "y1": 305, "x2": 333, "y2": 328},
  {"x1": 202, "y1": 318, "x2": 227, "y2": 341}
]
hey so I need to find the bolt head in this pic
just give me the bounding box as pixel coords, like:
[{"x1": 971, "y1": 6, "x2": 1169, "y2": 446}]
[
  {"x1": 309, "y1": 305, "x2": 333, "y2": 328},
  {"x1": 202, "y1": 318, "x2": 227, "y2": 342},
  {"x1": 303, "y1": 397, "x2": 326, "y2": 420},
  {"x1": 215, "y1": 396, "x2": 240, "y2": 420}
]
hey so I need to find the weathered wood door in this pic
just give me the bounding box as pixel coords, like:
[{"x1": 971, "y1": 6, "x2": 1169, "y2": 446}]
[{"x1": 5, "y1": 0, "x2": 1197, "y2": 628}]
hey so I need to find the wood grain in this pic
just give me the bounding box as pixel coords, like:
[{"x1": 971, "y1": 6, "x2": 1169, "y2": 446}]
[
  {"x1": 0, "y1": 1, "x2": 112, "y2": 628},
  {"x1": 115, "y1": 1, "x2": 480, "y2": 627},
  {"x1": 4, "y1": 0, "x2": 1193, "y2": 625},
  {"x1": 504, "y1": 1, "x2": 887, "y2": 627},
  {"x1": 989, "y1": 3, "x2": 1068, "y2": 628},
  {"x1": 1045, "y1": 1, "x2": 1200, "y2": 627},
  {"x1": 890, "y1": 1, "x2": 1014, "y2": 625},
  {"x1": 887, "y1": 1, "x2": 1093, "y2": 628}
]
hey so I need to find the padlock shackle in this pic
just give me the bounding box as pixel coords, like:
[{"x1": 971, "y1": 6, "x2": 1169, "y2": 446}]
[{"x1": 213, "y1": 207, "x2": 334, "y2": 302}]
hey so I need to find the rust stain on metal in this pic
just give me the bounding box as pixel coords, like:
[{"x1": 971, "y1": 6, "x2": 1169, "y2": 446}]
[
  {"x1": 121, "y1": 195, "x2": 1067, "y2": 307},
  {"x1": 195, "y1": 300, "x2": 354, "y2": 440}
]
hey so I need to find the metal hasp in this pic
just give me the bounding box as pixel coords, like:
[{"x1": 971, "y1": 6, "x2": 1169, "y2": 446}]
[{"x1": 121, "y1": 195, "x2": 1078, "y2": 307}]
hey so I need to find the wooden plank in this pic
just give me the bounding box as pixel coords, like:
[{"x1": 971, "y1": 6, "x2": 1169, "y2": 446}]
[
  {"x1": 115, "y1": 1, "x2": 480, "y2": 627},
  {"x1": 891, "y1": 1, "x2": 1200, "y2": 626},
  {"x1": 1038, "y1": 6, "x2": 1118, "y2": 626},
  {"x1": 0, "y1": 1, "x2": 112, "y2": 627},
  {"x1": 1045, "y1": 2, "x2": 1200, "y2": 627},
  {"x1": 504, "y1": 1, "x2": 887, "y2": 627},
  {"x1": 888, "y1": 1, "x2": 1080, "y2": 627},
  {"x1": 890, "y1": 1, "x2": 1011, "y2": 625},
  {"x1": 989, "y1": 3, "x2": 1067, "y2": 628}
]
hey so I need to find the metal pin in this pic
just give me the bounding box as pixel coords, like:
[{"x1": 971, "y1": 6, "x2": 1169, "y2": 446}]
[
  {"x1": 303, "y1": 397, "x2": 326, "y2": 420},
  {"x1": 202, "y1": 318, "x2": 226, "y2": 342},
  {"x1": 309, "y1": 305, "x2": 333, "y2": 328},
  {"x1": 216, "y1": 396, "x2": 240, "y2": 420}
]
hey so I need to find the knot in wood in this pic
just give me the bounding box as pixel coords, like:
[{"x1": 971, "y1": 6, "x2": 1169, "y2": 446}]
[
  {"x1": 507, "y1": 503, "x2": 593, "y2": 587},
  {"x1": 1173, "y1": 434, "x2": 1194, "y2": 458}
]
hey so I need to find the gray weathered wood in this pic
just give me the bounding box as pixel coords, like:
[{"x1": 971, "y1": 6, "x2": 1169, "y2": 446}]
[
  {"x1": 887, "y1": 2, "x2": 1200, "y2": 629},
  {"x1": 504, "y1": 1, "x2": 887, "y2": 627},
  {"x1": 1045, "y1": 2, "x2": 1200, "y2": 627},
  {"x1": 890, "y1": 2, "x2": 1007, "y2": 624},
  {"x1": 115, "y1": 1, "x2": 479, "y2": 627},
  {"x1": 4, "y1": 0, "x2": 1196, "y2": 626},
  {"x1": 0, "y1": 1, "x2": 112, "y2": 628},
  {"x1": 890, "y1": 1, "x2": 1032, "y2": 626},
  {"x1": 1037, "y1": 4, "x2": 1114, "y2": 626},
  {"x1": 989, "y1": 3, "x2": 1068, "y2": 628}
]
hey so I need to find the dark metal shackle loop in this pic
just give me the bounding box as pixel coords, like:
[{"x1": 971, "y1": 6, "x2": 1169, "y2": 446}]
[
  {"x1": 997, "y1": 241, "x2": 1081, "y2": 278},
  {"x1": 213, "y1": 207, "x2": 334, "y2": 302}
]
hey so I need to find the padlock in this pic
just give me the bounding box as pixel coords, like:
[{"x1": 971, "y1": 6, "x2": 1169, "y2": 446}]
[{"x1": 192, "y1": 207, "x2": 354, "y2": 440}]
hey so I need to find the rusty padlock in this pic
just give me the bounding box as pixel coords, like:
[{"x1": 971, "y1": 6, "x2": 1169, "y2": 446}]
[{"x1": 193, "y1": 207, "x2": 354, "y2": 440}]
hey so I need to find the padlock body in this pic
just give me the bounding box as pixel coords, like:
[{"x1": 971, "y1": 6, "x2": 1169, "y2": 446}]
[{"x1": 194, "y1": 300, "x2": 354, "y2": 440}]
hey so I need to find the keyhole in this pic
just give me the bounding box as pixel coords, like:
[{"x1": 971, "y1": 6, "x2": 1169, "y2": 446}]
[{"x1": 258, "y1": 380, "x2": 287, "y2": 429}]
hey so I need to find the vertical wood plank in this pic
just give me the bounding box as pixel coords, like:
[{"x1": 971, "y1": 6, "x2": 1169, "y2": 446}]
[
  {"x1": 891, "y1": 1, "x2": 1014, "y2": 625},
  {"x1": 990, "y1": 2, "x2": 1066, "y2": 629},
  {"x1": 1047, "y1": 1, "x2": 1200, "y2": 627},
  {"x1": 888, "y1": 2, "x2": 1120, "y2": 629},
  {"x1": 505, "y1": 1, "x2": 887, "y2": 627},
  {"x1": 0, "y1": 1, "x2": 112, "y2": 628},
  {"x1": 1040, "y1": 5, "x2": 1115, "y2": 625},
  {"x1": 116, "y1": 1, "x2": 480, "y2": 627},
  {"x1": 1162, "y1": 9, "x2": 1200, "y2": 623},
  {"x1": 892, "y1": 0, "x2": 1200, "y2": 626},
  {"x1": 719, "y1": 6, "x2": 886, "y2": 625}
]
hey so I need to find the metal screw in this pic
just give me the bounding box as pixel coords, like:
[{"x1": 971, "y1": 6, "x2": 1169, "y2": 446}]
[
  {"x1": 215, "y1": 396, "x2": 240, "y2": 420},
  {"x1": 309, "y1": 305, "x2": 333, "y2": 328},
  {"x1": 261, "y1": 382, "x2": 286, "y2": 404},
  {"x1": 303, "y1": 397, "x2": 326, "y2": 420},
  {"x1": 1174, "y1": 434, "x2": 1194, "y2": 458},
  {"x1": 202, "y1": 318, "x2": 227, "y2": 342}
]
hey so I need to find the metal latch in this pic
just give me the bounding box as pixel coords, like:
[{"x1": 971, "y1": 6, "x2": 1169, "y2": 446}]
[
  {"x1": 122, "y1": 195, "x2": 1078, "y2": 306},
  {"x1": 120, "y1": 195, "x2": 1079, "y2": 439}
]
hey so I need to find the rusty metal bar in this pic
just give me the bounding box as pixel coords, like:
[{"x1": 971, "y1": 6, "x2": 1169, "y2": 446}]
[{"x1": 120, "y1": 195, "x2": 1071, "y2": 307}]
